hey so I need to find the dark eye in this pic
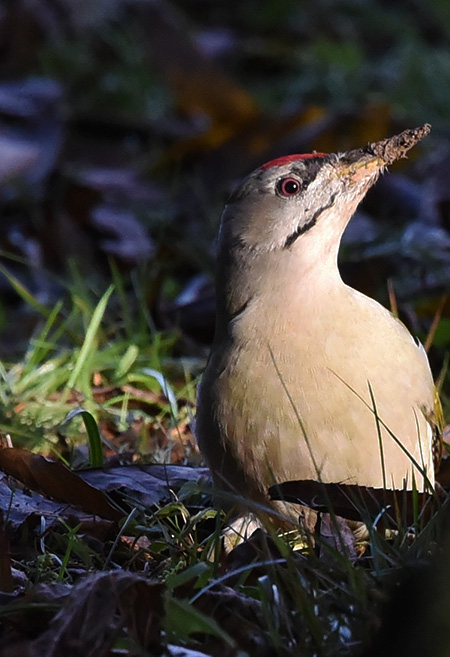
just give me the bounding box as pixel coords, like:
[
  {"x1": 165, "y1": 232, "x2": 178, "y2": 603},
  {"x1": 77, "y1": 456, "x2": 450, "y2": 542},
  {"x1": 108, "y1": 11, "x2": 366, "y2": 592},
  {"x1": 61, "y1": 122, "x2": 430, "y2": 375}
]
[{"x1": 276, "y1": 177, "x2": 302, "y2": 197}]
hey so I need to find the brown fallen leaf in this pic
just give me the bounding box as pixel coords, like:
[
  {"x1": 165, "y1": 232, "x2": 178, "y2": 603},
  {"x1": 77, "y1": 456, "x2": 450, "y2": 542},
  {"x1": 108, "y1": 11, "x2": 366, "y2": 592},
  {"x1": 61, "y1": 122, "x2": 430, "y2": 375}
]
[
  {"x1": 0, "y1": 447, "x2": 123, "y2": 522},
  {"x1": 269, "y1": 479, "x2": 437, "y2": 525},
  {"x1": 32, "y1": 572, "x2": 165, "y2": 657},
  {"x1": 0, "y1": 459, "x2": 210, "y2": 527},
  {"x1": 0, "y1": 473, "x2": 109, "y2": 533},
  {"x1": 78, "y1": 463, "x2": 210, "y2": 508},
  {"x1": 1, "y1": 573, "x2": 165, "y2": 657},
  {"x1": 0, "y1": 581, "x2": 71, "y2": 654}
]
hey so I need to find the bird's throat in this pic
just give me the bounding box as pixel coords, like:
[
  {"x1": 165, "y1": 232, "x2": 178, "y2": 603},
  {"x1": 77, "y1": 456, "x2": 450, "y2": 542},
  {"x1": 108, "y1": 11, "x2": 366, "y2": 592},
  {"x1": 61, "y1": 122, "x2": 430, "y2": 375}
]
[{"x1": 283, "y1": 193, "x2": 338, "y2": 249}]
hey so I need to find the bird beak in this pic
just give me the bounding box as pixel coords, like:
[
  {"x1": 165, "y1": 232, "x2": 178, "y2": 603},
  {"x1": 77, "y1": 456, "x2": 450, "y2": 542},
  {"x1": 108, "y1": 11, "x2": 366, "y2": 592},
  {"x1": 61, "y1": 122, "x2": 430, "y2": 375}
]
[
  {"x1": 337, "y1": 154, "x2": 385, "y2": 183},
  {"x1": 336, "y1": 123, "x2": 431, "y2": 182}
]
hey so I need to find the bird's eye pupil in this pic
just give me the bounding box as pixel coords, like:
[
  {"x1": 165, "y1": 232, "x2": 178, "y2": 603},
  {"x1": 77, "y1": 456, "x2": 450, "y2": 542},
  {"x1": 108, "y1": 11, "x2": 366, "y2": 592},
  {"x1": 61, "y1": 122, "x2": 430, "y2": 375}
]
[{"x1": 277, "y1": 177, "x2": 301, "y2": 197}]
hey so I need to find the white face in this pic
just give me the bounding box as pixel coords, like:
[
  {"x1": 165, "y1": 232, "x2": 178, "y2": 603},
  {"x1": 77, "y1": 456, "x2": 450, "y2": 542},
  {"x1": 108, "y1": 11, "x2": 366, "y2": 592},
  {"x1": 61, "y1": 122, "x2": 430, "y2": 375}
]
[
  {"x1": 219, "y1": 152, "x2": 383, "y2": 254},
  {"x1": 214, "y1": 128, "x2": 429, "y2": 324}
]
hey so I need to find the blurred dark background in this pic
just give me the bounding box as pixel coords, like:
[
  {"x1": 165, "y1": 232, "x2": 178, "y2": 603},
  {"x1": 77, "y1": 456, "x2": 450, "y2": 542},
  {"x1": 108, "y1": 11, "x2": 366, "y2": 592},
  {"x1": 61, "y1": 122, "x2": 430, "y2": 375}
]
[{"x1": 0, "y1": 0, "x2": 449, "y2": 401}]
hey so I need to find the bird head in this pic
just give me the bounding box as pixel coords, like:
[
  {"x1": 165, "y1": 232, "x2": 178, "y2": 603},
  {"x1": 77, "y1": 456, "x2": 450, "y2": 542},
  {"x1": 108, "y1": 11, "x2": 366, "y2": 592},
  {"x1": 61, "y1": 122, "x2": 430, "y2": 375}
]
[
  {"x1": 219, "y1": 124, "x2": 431, "y2": 255},
  {"x1": 215, "y1": 125, "x2": 431, "y2": 322}
]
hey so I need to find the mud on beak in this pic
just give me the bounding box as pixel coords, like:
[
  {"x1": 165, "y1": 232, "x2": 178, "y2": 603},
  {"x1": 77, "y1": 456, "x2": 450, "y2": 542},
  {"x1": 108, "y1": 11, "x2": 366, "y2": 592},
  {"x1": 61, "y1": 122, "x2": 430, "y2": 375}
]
[{"x1": 336, "y1": 123, "x2": 431, "y2": 182}]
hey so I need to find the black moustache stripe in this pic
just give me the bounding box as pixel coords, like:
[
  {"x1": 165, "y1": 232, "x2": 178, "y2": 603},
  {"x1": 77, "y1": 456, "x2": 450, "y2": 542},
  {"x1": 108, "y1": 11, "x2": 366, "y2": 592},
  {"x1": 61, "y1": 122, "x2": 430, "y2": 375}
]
[{"x1": 283, "y1": 192, "x2": 337, "y2": 249}]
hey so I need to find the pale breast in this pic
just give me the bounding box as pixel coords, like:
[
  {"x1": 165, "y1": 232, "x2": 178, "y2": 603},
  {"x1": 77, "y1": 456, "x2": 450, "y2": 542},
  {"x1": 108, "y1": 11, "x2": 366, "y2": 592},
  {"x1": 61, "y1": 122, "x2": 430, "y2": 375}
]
[{"x1": 215, "y1": 285, "x2": 435, "y2": 492}]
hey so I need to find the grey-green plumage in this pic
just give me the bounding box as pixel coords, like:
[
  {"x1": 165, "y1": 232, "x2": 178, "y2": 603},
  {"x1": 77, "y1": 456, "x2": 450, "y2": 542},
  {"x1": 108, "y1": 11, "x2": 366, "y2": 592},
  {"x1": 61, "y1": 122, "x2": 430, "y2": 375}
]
[{"x1": 196, "y1": 125, "x2": 440, "y2": 521}]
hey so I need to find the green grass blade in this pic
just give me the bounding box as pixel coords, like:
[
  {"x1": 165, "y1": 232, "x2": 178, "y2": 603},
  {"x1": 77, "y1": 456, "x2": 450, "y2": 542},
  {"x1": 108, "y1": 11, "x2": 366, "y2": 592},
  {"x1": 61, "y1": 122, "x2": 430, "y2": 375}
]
[
  {"x1": 115, "y1": 344, "x2": 139, "y2": 380},
  {"x1": 109, "y1": 257, "x2": 133, "y2": 339},
  {"x1": 165, "y1": 596, "x2": 235, "y2": 647},
  {"x1": 26, "y1": 300, "x2": 64, "y2": 368},
  {"x1": 0, "y1": 263, "x2": 52, "y2": 319},
  {"x1": 142, "y1": 367, "x2": 178, "y2": 421},
  {"x1": 66, "y1": 285, "x2": 114, "y2": 392},
  {"x1": 61, "y1": 408, "x2": 104, "y2": 467}
]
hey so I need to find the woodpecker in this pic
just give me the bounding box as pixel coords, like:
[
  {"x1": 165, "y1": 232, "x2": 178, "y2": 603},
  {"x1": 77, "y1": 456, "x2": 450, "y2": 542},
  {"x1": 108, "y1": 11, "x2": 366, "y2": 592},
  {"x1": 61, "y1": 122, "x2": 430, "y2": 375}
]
[{"x1": 196, "y1": 125, "x2": 442, "y2": 522}]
